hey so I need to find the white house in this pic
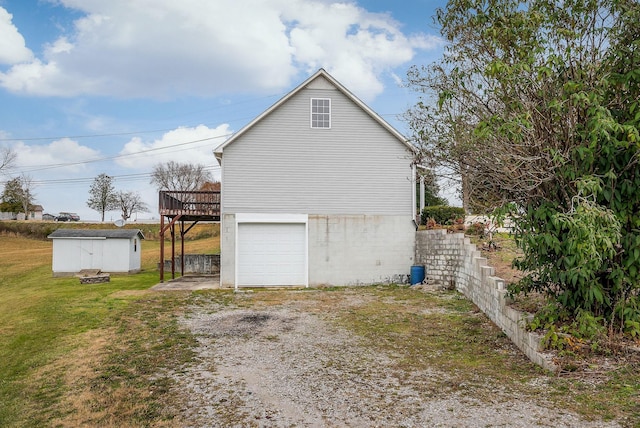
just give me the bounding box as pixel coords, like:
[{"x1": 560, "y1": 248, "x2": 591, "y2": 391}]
[
  {"x1": 29, "y1": 205, "x2": 43, "y2": 221},
  {"x1": 214, "y1": 69, "x2": 417, "y2": 288},
  {"x1": 48, "y1": 229, "x2": 144, "y2": 277},
  {"x1": 0, "y1": 205, "x2": 43, "y2": 220}
]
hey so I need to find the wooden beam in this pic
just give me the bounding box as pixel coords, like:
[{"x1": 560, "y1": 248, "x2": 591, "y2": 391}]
[
  {"x1": 160, "y1": 214, "x2": 165, "y2": 282},
  {"x1": 180, "y1": 220, "x2": 185, "y2": 277}
]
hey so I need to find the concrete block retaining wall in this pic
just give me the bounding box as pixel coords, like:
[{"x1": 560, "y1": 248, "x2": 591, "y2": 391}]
[
  {"x1": 415, "y1": 230, "x2": 557, "y2": 372},
  {"x1": 162, "y1": 254, "x2": 220, "y2": 274}
]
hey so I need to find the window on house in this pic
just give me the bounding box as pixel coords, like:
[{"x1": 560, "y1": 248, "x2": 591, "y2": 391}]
[{"x1": 311, "y1": 98, "x2": 331, "y2": 129}]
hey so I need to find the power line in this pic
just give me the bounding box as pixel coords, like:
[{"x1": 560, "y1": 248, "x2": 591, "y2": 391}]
[
  {"x1": 16, "y1": 133, "x2": 231, "y2": 174},
  {"x1": 0, "y1": 165, "x2": 220, "y2": 187}
]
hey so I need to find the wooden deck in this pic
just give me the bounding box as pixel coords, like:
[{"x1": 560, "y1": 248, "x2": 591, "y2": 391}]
[
  {"x1": 158, "y1": 190, "x2": 221, "y2": 282},
  {"x1": 158, "y1": 190, "x2": 220, "y2": 221}
]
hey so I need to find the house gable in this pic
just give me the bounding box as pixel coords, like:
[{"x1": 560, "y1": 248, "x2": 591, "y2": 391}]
[
  {"x1": 215, "y1": 69, "x2": 413, "y2": 159},
  {"x1": 216, "y1": 70, "x2": 415, "y2": 216},
  {"x1": 306, "y1": 75, "x2": 334, "y2": 91}
]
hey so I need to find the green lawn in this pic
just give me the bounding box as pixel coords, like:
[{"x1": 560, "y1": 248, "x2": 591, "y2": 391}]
[
  {"x1": 0, "y1": 230, "x2": 638, "y2": 427},
  {"x1": 0, "y1": 236, "x2": 157, "y2": 425},
  {"x1": 0, "y1": 232, "x2": 213, "y2": 426}
]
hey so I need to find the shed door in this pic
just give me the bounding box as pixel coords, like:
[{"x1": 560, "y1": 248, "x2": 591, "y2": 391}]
[
  {"x1": 79, "y1": 239, "x2": 103, "y2": 270},
  {"x1": 237, "y1": 223, "x2": 306, "y2": 286}
]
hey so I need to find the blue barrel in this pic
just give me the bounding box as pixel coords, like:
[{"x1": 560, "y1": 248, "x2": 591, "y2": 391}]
[{"x1": 410, "y1": 265, "x2": 425, "y2": 285}]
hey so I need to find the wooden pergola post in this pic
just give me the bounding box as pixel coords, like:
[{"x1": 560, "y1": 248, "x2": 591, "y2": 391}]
[{"x1": 160, "y1": 214, "x2": 165, "y2": 282}]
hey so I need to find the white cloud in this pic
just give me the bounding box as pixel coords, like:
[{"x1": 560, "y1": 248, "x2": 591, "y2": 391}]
[
  {"x1": 12, "y1": 138, "x2": 102, "y2": 174},
  {"x1": 0, "y1": 0, "x2": 441, "y2": 101},
  {"x1": 1, "y1": 138, "x2": 102, "y2": 217},
  {"x1": 47, "y1": 37, "x2": 74, "y2": 55},
  {"x1": 0, "y1": 7, "x2": 33, "y2": 64},
  {"x1": 116, "y1": 124, "x2": 231, "y2": 176},
  {"x1": 0, "y1": 59, "x2": 81, "y2": 96}
]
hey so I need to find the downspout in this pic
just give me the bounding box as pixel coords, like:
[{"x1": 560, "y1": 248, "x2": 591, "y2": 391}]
[
  {"x1": 412, "y1": 163, "x2": 419, "y2": 230},
  {"x1": 420, "y1": 175, "x2": 425, "y2": 214}
]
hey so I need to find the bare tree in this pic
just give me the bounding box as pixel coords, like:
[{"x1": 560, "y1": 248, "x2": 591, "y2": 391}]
[
  {"x1": 0, "y1": 147, "x2": 17, "y2": 174},
  {"x1": 87, "y1": 173, "x2": 118, "y2": 222},
  {"x1": 150, "y1": 161, "x2": 212, "y2": 191},
  {"x1": 116, "y1": 191, "x2": 149, "y2": 221},
  {"x1": 18, "y1": 174, "x2": 34, "y2": 218}
]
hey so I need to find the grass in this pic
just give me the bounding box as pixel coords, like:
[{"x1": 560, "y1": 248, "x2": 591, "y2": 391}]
[
  {"x1": 0, "y1": 230, "x2": 217, "y2": 427},
  {"x1": 0, "y1": 228, "x2": 638, "y2": 427}
]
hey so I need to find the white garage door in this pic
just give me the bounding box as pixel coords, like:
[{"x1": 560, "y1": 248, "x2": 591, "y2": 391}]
[{"x1": 237, "y1": 223, "x2": 307, "y2": 286}]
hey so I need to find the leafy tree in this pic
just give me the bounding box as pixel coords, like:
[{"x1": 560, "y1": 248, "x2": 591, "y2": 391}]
[
  {"x1": 416, "y1": 168, "x2": 448, "y2": 208},
  {"x1": 407, "y1": 0, "x2": 640, "y2": 332},
  {"x1": 1, "y1": 177, "x2": 25, "y2": 213},
  {"x1": 87, "y1": 173, "x2": 118, "y2": 222},
  {"x1": 116, "y1": 191, "x2": 149, "y2": 221},
  {"x1": 150, "y1": 161, "x2": 212, "y2": 191},
  {"x1": 0, "y1": 175, "x2": 35, "y2": 217}
]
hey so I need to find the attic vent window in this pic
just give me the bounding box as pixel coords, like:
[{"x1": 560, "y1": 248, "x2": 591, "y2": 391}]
[{"x1": 311, "y1": 98, "x2": 331, "y2": 129}]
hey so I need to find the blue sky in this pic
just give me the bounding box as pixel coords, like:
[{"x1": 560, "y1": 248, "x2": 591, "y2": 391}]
[{"x1": 0, "y1": 0, "x2": 447, "y2": 221}]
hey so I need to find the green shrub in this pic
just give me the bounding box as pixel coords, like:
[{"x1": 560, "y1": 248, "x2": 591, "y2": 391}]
[
  {"x1": 0, "y1": 221, "x2": 55, "y2": 240},
  {"x1": 421, "y1": 205, "x2": 465, "y2": 225}
]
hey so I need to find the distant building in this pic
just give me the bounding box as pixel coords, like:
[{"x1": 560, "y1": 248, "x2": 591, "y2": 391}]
[
  {"x1": 0, "y1": 204, "x2": 44, "y2": 220},
  {"x1": 29, "y1": 205, "x2": 43, "y2": 221}
]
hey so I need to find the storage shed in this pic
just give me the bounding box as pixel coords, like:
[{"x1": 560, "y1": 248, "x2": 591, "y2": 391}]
[{"x1": 48, "y1": 229, "x2": 144, "y2": 277}]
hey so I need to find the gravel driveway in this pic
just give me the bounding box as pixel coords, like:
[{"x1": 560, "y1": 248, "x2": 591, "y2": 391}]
[{"x1": 169, "y1": 288, "x2": 620, "y2": 427}]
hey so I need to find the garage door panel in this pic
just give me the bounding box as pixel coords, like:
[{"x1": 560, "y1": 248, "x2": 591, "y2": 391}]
[{"x1": 237, "y1": 223, "x2": 306, "y2": 286}]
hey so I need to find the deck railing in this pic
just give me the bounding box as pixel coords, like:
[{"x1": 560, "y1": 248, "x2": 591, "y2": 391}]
[{"x1": 158, "y1": 190, "x2": 221, "y2": 217}]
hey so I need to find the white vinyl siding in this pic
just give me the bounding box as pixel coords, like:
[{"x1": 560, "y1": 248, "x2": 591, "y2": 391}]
[{"x1": 222, "y1": 83, "x2": 413, "y2": 216}]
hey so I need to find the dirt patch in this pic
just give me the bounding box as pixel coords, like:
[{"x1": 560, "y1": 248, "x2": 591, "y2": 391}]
[
  {"x1": 28, "y1": 329, "x2": 114, "y2": 426},
  {"x1": 170, "y1": 289, "x2": 621, "y2": 427}
]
